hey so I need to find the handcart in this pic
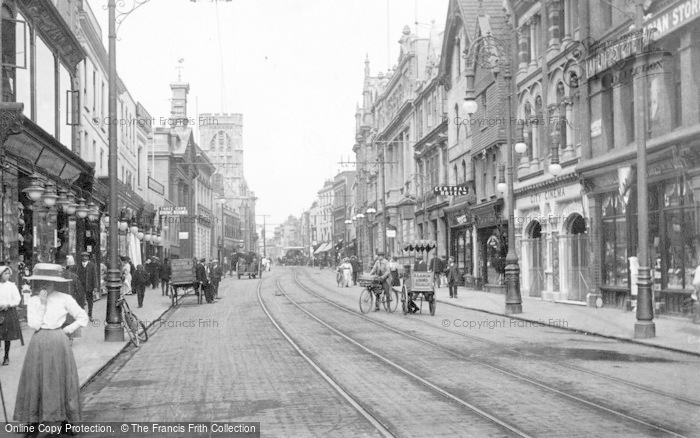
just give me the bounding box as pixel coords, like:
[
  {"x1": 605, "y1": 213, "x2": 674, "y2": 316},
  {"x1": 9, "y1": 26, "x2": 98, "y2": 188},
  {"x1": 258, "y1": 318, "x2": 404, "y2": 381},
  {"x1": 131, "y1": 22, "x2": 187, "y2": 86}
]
[
  {"x1": 169, "y1": 259, "x2": 201, "y2": 305},
  {"x1": 401, "y1": 240, "x2": 437, "y2": 316},
  {"x1": 237, "y1": 256, "x2": 262, "y2": 279}
]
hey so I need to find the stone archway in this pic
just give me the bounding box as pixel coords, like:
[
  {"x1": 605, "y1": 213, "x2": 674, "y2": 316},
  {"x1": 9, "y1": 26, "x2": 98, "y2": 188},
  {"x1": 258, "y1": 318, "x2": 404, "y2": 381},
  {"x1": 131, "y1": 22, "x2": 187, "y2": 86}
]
[
  {"x1": 561, "y1": 213, "x2": 589, "y2": 301},
  {"x1": 522, "y1": 220, "x2": 544, "y2": 297}
]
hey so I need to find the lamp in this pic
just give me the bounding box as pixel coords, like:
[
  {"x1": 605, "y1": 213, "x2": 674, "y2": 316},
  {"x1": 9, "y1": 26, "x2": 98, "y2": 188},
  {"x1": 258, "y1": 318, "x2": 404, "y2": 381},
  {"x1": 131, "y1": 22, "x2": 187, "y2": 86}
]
[
  {"x1": 118, "y1": 220, "x2": 129, "y2": 232},
  {"x1": 55, "y1": 189, "x2": 69, "y2": 212},
  {"x1": 344, "y1": 219, "x2": 352, "y2": 225},
  {"x1": 366, "y1": 207, "x2": 376, "y2": 215},
  {"x1": 102, "y1": 214, "x2": 110, "y2": 226},
  {"x1": 356, "y1": 213, "x2": 365, "y2": 219},
  {"x1": 497, "y1": 164, "x2": 507, "y2": 194},
  {"x1": 462, "y1": 67, "x2": 478, "y2": 116},
  {"x1": 144, "y1": 230, "x2": 152, "y2": 242},
  {"x1": 41, "y1": 182, "x2": 58, "y2": 207},
  {"x1": 64, "y1": 192, "x2": 77, "y2": 215},
  {"x1": 514, "y1": 125, "x2": 527, "y2": 154},
  {"x1": 75, "y1": 198, "x2": 89, "y2": 219},
  {"x1": 22, "y1": 173, "x2": 45, "y2": 201},
  {"x1": 87, "y1": 202, "x2": 99, "y2": 222},
  {"x1": 130, "y1": 222, "x2": 139, "y2": 234},
  {"x1": 137, "y1": 228, "x2": 144, "y2": 240}
]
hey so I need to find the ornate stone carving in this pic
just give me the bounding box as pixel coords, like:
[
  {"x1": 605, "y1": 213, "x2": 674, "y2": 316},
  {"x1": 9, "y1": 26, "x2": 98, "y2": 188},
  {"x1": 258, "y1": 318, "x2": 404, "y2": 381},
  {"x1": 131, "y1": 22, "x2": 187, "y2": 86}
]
[{"x1": 0, "y1": 103, "x2": 24, "y2": 147}]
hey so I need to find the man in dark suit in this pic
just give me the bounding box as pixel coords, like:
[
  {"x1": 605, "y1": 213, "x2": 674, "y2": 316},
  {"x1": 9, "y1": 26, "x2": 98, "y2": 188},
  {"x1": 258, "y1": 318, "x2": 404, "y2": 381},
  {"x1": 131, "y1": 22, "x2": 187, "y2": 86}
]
[
  {"x1": 195, "y1": 258, "x2": 214, "y2": 303},
  {"x1": 210, "y1": 260, "x2": 223, "y2": 299},
  {"x1": 446, "y1": 256, "x2": 460, "y2": 299},
  {"x1": 76, "y1": 251, "x2": 98, "y2": 320},
  {"x1": 429, "y1": 254, "x2": 443, "y2": 288}
]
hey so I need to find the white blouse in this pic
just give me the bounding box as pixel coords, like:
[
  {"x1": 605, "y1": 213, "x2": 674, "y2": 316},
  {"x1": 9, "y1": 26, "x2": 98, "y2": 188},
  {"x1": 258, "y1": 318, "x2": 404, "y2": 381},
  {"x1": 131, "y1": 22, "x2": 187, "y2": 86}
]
[
  {"x1": 27, "y1": 292, "x2": 88, "y2": 334},
  {"x1": 0, "y1": 281, "x2": 21, "y2": 307}
]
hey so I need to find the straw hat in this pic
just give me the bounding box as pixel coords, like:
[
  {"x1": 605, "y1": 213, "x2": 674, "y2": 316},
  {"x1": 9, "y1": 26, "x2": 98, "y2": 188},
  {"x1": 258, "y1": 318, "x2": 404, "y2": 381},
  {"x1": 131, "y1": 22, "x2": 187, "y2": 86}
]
[{"x1": 24, "y1": 263, "x2": 70, "y2": 282}]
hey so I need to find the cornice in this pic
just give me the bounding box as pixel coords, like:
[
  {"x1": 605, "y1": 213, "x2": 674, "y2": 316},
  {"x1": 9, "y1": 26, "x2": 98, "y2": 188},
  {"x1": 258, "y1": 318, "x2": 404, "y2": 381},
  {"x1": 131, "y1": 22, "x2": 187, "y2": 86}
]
[{"x1": 514, "y1": 172, "x2": 579, "y2": 197}]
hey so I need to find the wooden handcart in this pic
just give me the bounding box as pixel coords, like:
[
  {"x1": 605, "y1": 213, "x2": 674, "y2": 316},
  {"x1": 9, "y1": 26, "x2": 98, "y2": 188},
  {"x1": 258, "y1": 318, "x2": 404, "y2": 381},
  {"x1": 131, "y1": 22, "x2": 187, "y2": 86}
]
[
  {"x1": 236, "y1": 256, "x2": 262, "y2": 279},
  {"x1": 169, "y1": 259, "x2": 201, "y2": 305},
  {"x1": 401, "y1": 240, "x2": 437, "y2": 316}
]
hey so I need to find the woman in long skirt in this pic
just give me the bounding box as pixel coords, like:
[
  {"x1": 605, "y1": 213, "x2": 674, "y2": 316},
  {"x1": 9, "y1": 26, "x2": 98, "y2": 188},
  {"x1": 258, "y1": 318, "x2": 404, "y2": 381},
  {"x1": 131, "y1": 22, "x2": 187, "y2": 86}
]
[
  {"x1": 13, "y1": 263, "x2": 88, "y2": 432},
  {"x1": 0, "y1": 265, "x2": 22, "y2": 365}
]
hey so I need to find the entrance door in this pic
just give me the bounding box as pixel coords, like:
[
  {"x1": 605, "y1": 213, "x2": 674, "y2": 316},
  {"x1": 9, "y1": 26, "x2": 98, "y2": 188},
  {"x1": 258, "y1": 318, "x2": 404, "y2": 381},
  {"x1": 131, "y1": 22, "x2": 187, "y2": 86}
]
[
  {"x1": 565, "y1": 214, "x2": 589, "y2": 302},
  {"x1": 523, "y1": 222, "x2": 544, "y2": 296}
]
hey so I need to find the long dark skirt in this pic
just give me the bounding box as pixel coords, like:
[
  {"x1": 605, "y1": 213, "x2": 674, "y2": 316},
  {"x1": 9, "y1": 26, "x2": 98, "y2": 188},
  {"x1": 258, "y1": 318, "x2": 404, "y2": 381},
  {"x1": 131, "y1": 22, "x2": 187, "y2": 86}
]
[
  {"x1": 0, "y1": 307, "x2": 21, "y2": 341},
  {"x1": 13, "y1": 329, "x2": 81, "y2": 423}
]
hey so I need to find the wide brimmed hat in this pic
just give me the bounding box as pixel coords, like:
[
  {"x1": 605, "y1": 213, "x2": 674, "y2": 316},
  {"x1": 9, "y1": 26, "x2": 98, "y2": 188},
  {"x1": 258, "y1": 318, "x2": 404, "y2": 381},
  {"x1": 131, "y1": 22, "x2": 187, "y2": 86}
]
[
  {"x1": 0, "y1": 265, "x2": 12, "y2": 276},
  {"x1": 24, "y1": 263, "x2": 70, "y2": 282}
]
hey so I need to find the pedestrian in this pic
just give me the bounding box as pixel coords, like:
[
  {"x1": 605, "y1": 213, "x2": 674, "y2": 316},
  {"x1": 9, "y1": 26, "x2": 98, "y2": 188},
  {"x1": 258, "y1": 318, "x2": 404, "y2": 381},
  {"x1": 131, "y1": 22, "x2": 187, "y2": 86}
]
[
  {"x1": 210, "y1": 260, "x2": 223, "y2": 299},
  {"x1": 0, "y1": 265, "x2": 22, "y2": 366},
  {"x1": 350, "y1": 256, "x2": 359, "y2": 285},
  {"x1": 440, "y1": 255, "x2": 448, "y2": 288},
  {"x1": 56, "y1": 253, "x2": 85, "y2": 343},
  {"x1": 160, "y1": 258, "x2": 172, "y2": 296},
  {"x1": 446, "y1": 256, "x2": 460, "y2": 299},
  {"x1": 76, "y1": 251, "x2": 97, "y2": 321},
  {"x1": 369, "y1": 252, "x2": 392, "y2": 312},
  {"x1": 14, "y1": 263, "x2": 88, "y2": 433},
  {"x1": 151, "y1": 257, "x2": 161, "y2": 289},
  {"x1": 132, "y1": 265, "x2": 149, "y2": 308},
  {"x1": 99, "y1": 260, "x2": 107, "y2": 297},
  {"x1": 120, "y1": 256, "x2": 132, "y2": 297},
  {"x1": 339, "y1": 258, "x2": 353, "y2": 287},
  {"x1": 692, "y1": 261, "x2": 700, "y2": 324},
  {"x1": 388, "y1": 256, "x2": 400, "y2": 287},
  {"x1": 196, "y1": 258, "x2": 214, "y2": 303},
  {"x1": 429, "y1": 253, "x2": 443, "y2": 288}
]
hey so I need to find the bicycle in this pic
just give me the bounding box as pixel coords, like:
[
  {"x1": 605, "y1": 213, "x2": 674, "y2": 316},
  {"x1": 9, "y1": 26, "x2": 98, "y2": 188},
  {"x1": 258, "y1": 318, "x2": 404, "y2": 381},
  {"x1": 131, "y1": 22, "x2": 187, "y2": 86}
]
[
  {"x1": 358, "y1": 276, "x2": 399, "y2": 314},
  {"x1": 117, "y1": 296, "x2": 148, "y2": 347}
]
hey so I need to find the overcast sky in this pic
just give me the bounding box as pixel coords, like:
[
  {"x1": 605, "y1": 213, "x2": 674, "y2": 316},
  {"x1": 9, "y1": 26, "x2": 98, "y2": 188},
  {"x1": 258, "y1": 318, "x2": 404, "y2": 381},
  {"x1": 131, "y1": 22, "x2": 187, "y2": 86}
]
[{"x1": 86, "y1": 0, "x2": 449, "y2": 226}]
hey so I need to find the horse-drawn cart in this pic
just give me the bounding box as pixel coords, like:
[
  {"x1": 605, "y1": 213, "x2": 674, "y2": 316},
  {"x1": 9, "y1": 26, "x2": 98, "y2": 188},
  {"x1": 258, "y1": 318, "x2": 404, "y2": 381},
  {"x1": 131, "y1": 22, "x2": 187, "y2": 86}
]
[{"x1": 401, "y1": 240, "x2": 437, "y2": 316}]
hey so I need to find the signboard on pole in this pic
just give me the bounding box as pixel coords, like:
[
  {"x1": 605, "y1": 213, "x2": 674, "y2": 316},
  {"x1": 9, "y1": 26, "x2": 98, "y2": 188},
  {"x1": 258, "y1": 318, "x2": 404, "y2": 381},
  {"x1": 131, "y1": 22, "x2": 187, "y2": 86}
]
[
  {"x1": 433, "y1": 186, "x2": 469, "y2": 196},
  {"x1": 161, "y1": 206, "x2": 188, "y2": 216},
  {"x1": 179, "y1": 232, "x2": 189, "y2": 239},
  {"x1": 386, "y1": 229, "x2": 396, "y2": 238}
]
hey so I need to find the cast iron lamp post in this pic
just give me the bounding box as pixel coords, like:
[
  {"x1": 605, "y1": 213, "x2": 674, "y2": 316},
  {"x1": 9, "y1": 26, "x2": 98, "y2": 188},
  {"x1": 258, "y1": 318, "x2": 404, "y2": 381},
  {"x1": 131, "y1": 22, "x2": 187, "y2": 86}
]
[{"x1": 462, "y1": 26, "x2": 526, "y2": 314}]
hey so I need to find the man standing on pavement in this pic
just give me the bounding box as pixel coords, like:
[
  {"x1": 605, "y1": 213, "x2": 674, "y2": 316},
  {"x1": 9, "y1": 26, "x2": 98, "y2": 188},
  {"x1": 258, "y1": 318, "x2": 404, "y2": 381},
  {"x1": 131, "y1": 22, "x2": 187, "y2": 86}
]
[
  {"x1": 210, "y1": 259, "x2": 223, "y2": 299},
  {"x1": 446, "y1": 256, "x2": 460, "y2": 299},
  {"x1": 76, "y1": 251, "x2": 98, "y2": 321},
  {"x1": 350, "y1": 256, "x2": 360, "y2": 285},
  {"x1": 196, "y1": 258, "x2": 214, "y2": 303},
  {"x1": 429, "y1": 253, "x2": 443, "y2": 288},
  {"x1": 369, "y1": 251, "x2": 392, "y2": 312}
]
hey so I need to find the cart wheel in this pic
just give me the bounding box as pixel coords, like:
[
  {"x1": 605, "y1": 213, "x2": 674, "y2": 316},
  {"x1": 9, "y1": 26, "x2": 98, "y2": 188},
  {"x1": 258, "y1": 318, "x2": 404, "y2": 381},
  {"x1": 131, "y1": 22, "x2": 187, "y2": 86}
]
[
  {"x1": 359, "y1": 288, "x2": 373, "y2": 314},
  {"x1": 401, "y1": 286, "x2": 408, "y2": 315},
  {"x1": 389, "y1": 289, "x2": 399, "y2": 313},
  {"x1": 429, "y1": 296, "x2": 436, "y2": 316}
]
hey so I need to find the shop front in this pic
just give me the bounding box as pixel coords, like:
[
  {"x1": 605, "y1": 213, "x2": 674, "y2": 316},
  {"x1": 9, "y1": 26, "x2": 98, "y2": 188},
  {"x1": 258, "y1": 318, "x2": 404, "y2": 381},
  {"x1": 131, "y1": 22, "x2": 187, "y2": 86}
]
[
  {"x1": 514, "y1": 174, "x2": 588, "y2": 302},
  {"x1": 471, "y1": 199, "x2": 506, "y2": 293},
  {"x1": 0, "y1": 108, "x2": 95, "y2": 285},
  {"x1": 580, "y1": 146, "x2": 700, "y2": 313},
  {"x1": 446, "y1": 204, "x2": 473, "y2": 287}
]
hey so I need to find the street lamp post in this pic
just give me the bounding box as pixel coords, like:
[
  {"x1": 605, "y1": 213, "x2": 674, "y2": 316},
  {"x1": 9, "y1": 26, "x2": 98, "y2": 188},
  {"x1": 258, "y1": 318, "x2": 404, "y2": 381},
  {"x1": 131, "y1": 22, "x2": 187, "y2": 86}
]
[
  {"x1": 462, "y1": 26, "x2": 525, "y2": 314},
  {"x1": 344, "y1": 219, "x2": 352, "y2": 257}
]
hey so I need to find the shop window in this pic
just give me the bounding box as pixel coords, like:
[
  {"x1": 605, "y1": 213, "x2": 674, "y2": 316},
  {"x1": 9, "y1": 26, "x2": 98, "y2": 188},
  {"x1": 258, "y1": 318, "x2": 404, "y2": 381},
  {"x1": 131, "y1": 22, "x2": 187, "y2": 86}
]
[
  {"x1": 673, "y1": 49, "x2": 682, "y2": 128},
  {"x1": 35, "y1": 36, "x2": 56, "y2": 136},
  {"x1": 601, "y1": 87, "x2": 614, "y2": 150},
  {"x1": 0, "y1": 169, "x2": 21, "y2": 268},
  {"x1": 602, "y1": 193, "x2": 627, "y2": 287},
  {"x1": 621, "y1": 79, "x2": 634, "y2": 144},
  {"x1": 663, "y1": 180, "x2": 697, "y2": 290}
]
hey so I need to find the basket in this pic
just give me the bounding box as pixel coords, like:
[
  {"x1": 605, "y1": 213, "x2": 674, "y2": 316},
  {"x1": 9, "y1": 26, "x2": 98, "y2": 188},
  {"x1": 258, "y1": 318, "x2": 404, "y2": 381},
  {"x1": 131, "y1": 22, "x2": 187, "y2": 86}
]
[{"x1": 358, "y1": 274, "x2": 380, "y2": 287}]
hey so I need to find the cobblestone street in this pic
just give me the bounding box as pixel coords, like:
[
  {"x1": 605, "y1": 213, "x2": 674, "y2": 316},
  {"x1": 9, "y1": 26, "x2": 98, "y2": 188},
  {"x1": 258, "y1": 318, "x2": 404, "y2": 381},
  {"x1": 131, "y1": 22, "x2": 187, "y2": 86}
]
[{"x1": 75, "y1": 267, "x2": 700, "y2": 437}]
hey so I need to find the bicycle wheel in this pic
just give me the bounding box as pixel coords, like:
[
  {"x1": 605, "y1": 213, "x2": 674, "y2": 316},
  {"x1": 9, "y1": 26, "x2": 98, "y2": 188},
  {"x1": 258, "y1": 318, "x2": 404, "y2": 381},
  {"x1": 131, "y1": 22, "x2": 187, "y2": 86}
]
[
  {"x1": 136, "y1": 321, "x2": 148, "y2": 343},
  {"x1": 401, "y1": 286, "x2": 408, "y2": 315},
  {"x1": 429, "y1": 296, "x2": 436, "y2": 316},
  {"x1": 386, "y1": 289, "x2": 399, "y2": 313},
  {"x1": 359, "y1": 288, "x2": 374, "y2": 314},
  {"x1": 122, "y1": 310, "x2": 140, "y2": 347}
]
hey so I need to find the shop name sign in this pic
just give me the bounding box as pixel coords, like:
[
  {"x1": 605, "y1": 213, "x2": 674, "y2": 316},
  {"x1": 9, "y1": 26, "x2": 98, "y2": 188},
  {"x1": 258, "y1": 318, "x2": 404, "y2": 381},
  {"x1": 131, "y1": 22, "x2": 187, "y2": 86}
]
[
  {"x1": 160, "y1": 206, "x2": 188, "y2": 216},
  {"x1": 529, "y1": 187, "x2": 567, "y2": 204},
  {"x1": 644, "y1": 0, "x2": 700, "y2": 41},
  {"x1": 586, "y1": 28, "x2": 655, "y2": 77},
  {"x1": 434, "y1": 186, "x2": 469, "y2": 196},
  {"x1": 411, "y1": 272, "x2": 434, "y2": 292}
]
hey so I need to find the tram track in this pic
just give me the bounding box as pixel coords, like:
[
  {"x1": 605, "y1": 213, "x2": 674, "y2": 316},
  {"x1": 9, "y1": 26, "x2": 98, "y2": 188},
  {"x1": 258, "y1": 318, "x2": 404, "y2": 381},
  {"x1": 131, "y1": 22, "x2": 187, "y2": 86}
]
[
  {"x1": 258, "y1": 272, "x2": 530, "y2": 437},
  {"x1": 300, "y1": 268, "x2": 700, "y2": 409},
  {"x1": 290, "y1": 268, "x2": 695, "y2": 437}
]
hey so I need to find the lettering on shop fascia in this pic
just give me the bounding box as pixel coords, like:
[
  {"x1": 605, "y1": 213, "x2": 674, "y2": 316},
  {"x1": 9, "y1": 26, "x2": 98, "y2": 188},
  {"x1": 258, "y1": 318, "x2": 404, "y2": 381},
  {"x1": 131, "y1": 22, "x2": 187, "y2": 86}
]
[{"x1": 514, "y1": 173, "x2": 578, "y2": 199}]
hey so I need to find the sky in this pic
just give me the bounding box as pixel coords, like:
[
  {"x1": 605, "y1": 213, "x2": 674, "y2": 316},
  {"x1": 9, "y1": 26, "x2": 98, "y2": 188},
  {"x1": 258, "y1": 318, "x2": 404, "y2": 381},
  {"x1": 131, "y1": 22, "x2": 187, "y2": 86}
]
[{"x1": 86, "y1": 0, "x2": 449, "y2": 226}]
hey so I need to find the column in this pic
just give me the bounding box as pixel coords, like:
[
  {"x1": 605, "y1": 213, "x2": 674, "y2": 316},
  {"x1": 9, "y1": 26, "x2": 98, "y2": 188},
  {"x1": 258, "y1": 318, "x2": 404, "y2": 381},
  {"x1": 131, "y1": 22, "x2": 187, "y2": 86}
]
[
  {"x1": 562, "y1": 0, "x2": 572, "y2": 43},
  {"x1": 586, "y1": 194, "x2": 603, "y2": 307},
  {"x1": 562, "y1": 99, "x2": 575, "y2": 160},
  {"x1": 680, "y1": 29, "x2": 700, "y2": 125},
  {"x1": 519, "y1": 24, "x2": 531, "y2": 71},
  {"x1": 529, "y1": 16, "x2": 539, "y2": 69},
  {"x1": 547, "y1": 0, "x2": 561, "y2": 53}
]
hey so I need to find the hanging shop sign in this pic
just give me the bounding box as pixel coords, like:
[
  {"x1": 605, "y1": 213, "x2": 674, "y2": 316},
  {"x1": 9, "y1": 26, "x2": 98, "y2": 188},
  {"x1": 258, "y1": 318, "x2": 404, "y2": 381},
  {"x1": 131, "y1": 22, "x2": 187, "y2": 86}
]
[
  {"x1": 160, "y1": 206, "x2": 188, "y2": 216},
  {"x1": 644, "y1": 0, "x2": 700, "y2": 41},
  {"x1": 433, "y1": 186, "x2": 469, "y2": 196}
]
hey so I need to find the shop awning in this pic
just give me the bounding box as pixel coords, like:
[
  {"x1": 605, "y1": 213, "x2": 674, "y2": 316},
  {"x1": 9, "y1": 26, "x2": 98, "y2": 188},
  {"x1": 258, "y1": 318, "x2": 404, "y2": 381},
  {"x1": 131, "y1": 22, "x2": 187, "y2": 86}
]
[{"x1": 314, "y1": 242, "x2": 331, "y2": 254}]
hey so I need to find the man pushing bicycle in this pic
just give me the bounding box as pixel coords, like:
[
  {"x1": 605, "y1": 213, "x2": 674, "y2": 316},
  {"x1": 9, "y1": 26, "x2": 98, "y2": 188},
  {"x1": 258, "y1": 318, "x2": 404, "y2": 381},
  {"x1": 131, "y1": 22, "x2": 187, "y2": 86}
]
[{"x1": 369, "y1": 251, "x2": 392, "y2": 312}]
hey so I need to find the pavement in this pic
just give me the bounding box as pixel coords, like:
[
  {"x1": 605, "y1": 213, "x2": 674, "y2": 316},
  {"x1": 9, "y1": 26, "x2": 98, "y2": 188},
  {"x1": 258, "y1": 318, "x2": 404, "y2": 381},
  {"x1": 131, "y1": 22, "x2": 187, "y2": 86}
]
[
  {"x1": 319, "y1": 268, "x2": 700, "y2": 357},
  {"x1": 1, "y1": 285, "x2": 177, "y2": 420}
]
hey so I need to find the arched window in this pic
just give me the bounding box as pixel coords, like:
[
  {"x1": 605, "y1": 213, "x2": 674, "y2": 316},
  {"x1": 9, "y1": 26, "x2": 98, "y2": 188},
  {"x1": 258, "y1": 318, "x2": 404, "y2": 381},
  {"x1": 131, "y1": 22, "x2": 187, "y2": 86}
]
[
  {"x1": 556, "y1": 82, "x2": 567, "y2": 149},
  {"x1": 454, "y1": 103, "x2": 460, "y2": 140},
  {"x1": 535, "y1": 95, "x2": 543, "y2": 158},
  {"x1": 453, "y1": 164, "x2": 458, "y2": 184},
  {"x1": 461, "y1": 159, "x2": 467, "y2": 184},
  {"x1": 524, "y1": 101, "x2": 533, "y2": 160}
]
